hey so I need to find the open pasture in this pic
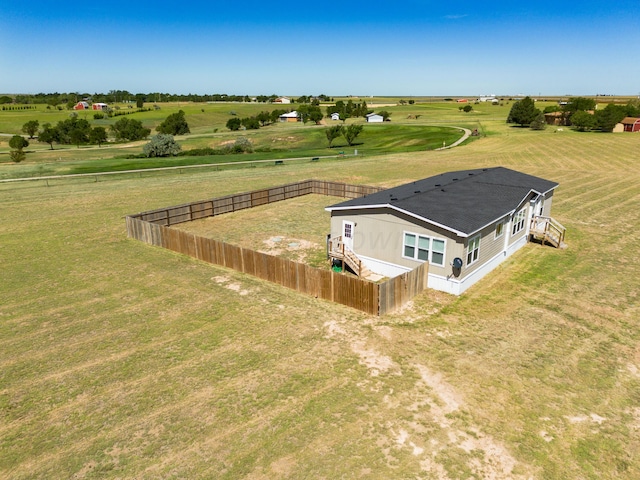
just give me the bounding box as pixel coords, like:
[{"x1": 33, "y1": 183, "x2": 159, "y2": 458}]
[
  {"x1": 0, "y1": 98, "x2": 471, "y2": 180},
  {"x1": 1, "y1": 107, "x2": 639, "y2": 479}
]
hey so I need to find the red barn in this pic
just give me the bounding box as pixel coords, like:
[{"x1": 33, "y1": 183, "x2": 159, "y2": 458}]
[
  {"x1": 621, "y1": 117, "x2": 640, "y2": 132},
  {"x1": 73, "y1": 101, "x2": 90, "y2": 110}
]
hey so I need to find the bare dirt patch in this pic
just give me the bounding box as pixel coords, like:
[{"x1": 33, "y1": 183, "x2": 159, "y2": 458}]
[{"x1": 259, "y1": 236, "x2": 319, "y2": 263}]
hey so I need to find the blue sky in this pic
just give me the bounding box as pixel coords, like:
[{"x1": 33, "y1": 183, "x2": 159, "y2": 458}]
[{"x1": 2, "y1": 1, "x2": 640, "y2": 96}]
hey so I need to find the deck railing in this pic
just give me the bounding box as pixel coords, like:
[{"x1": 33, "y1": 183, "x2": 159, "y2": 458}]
[{"x1": 530, "y1": 215, "x2": 566, "y2": 247}]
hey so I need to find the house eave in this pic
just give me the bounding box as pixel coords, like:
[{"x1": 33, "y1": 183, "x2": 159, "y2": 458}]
[{"x1": 326, "y1": 203, "x2": 469, "y2": 238}]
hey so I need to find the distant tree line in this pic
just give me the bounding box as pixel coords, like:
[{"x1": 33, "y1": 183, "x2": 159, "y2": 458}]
[
  {"x1": 2, "y1": 91, "x2": 334, "y2": 107},
  {"x1": 227, "y1": 109, "x2": 287, "y2": 131},
  {"x1": 22, "y1": 110, "x2": 191, "y2": 150},
  {"x1": 326, "y1": 99, "x2": 371, "y2": 120},
  {"x1": 508, "y1": 96, "x2": 640, "y2": 132}
]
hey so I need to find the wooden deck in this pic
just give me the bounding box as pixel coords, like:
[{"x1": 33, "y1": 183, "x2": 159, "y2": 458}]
[
  {"x1": 530, "y1": 216, "x2": 567, "y2": 248},
  {"x1": 327, "y1": 235, "x2": 374, "y2": 279}
]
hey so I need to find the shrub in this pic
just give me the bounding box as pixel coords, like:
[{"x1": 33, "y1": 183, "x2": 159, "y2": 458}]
[
  {"x1": 10, "y1": 150, "x2": 26, "y2": 163},
  {"x1": 226, "y1": 118, "x2": 242, "y2": 131},
  {"x1": 222, "y1": 137, "x2": 253, "y2": 154},
  {"x1": 143, "y1": 134, "x2": 181, "y2": 157},
  {"x1": 93, "y1": 112, "x2": 105, "y2": 120}
]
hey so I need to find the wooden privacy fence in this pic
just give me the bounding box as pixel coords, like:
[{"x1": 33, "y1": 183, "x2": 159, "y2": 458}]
[{"x1": 126, "y1": 179, "x2": 429, "y2": 315}]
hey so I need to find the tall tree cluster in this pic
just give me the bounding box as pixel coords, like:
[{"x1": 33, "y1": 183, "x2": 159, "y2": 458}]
[{"x1": 506, "y1": 97, "x2": 540, "y2": 126}]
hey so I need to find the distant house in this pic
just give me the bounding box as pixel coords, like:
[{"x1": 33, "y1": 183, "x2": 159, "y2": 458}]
[
  {"x1": 477, "y1": 95, "x2": 497, "y2": 103},
  {"x1": 366, "y1": 113, "x2": 384, "y2": 123},
  {"x1": 73, "y1": 101, "x2": 90, "y2": 110},
  {"x1": 544, "y1": 111, "x2": 565, "y2": 126},
  {"x1": 456, "y1": 99, "x2": 468, "y2": 103},
  {"x1": 620, "y1": 117, "x2": 640, "y2": 132},
  {"x1": 326, "y1": 167, "x2": 564, "y2": 295},
  {"x1": 278, "y1": 111, "x2": 299, "y2": 122},
  {"x1": 92, "y1": 103, "x2": 108, "y2": 111},
  {"x1": 330, "y1": 112, "x2": 340, "y2": 121},
  {"x1": 274, "y1": 97, "x2": 291, "y2": 104}
]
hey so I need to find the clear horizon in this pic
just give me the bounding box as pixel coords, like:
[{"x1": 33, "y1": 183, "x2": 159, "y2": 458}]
[{"x1": 2, "y1": 1, "x2": 639, "y2": 97}]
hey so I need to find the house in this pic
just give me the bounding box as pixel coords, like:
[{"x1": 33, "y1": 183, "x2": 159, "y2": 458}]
[
  {"x1": 366, "y1": 113, "x2": 384, "y2": 123},
  {"x1": 274, "y1": 96, "x2": 291, "y2": 104},
  {"x1": 73, "y1": 101, "x2": 90, "y2": 110},
  {"x1": 544, "y1": 111, "x2": 565, "y2": 126},
  {"x1": 330, "y1": 112, "x2": 341, "y2": 121},
  {"x1": 477, "y1": 95, "x2": 497, "y2": 103},
  {"x1": 278, "y1": 111, "x2": 299, "y2": 122},
  {"x1": 92, "y1": 103, "x2": 108, "y2": 110},
  {"x1": 326, "y1": 167, "x2": 564, "y2": 295},
  {"x1": 619, "y1": 117, "x2": 640, "y2": 132},
  {"x1": 456, "y1": 99, "x2": 468, "y2": 103}
]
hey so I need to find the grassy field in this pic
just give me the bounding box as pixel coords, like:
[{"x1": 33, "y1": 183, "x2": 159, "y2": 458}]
[
  {"x1": 1, "y1": 104, "x2": 639, "y2": 479},
  {"x1": 0, "y1": 100, "x2": 475, "y2": 180}
]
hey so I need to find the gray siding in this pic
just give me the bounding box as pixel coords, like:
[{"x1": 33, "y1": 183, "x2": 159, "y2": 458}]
[
  {"x1": 330, "y1": 189, "x2": 554, "y2": 282},
  {"x1": 330, "y1": 209, "x2": 461, "y2": 277},
  {"x1": 463, "y1": 220, "x2": 507, "y2": 278}
]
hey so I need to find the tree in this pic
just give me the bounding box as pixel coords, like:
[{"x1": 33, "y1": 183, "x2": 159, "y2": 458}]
[
  {"x1": 241, "y1": 116, "x2": 260, "y2": 129},
  {"x1": 563, "y1": 97, "x2": 596, "y2": 118},
  {"x1": 256, "y1": 111, "x2": 271, "y2": 126},
  {"x1": 270, "y1": 109, "x2": 286, "y2": 123},
  {"x1": 0, "y1": 95, "x2": 12, "y2": 104},
  {"x1": 38, "y1": 123, "x2": 59, "y2": 149},
  {"x1": 143, "y1": 134, "x2": 181, "y2": 157},
  {"x1": 55, "y1": 117, "x2": 91, "y2": 144},
  {"x1": 226, "y1": 117, "x2": 242, "y2": 131},
  {"x1": 9, "y1": 135, "x2": 29, "y2": 150},
  {"x1": 308, "y1": 106, "x2": 323, "y2": 124},
  {"x1": 343, "y1": 124, "x2": 363, "y2": 146},
  {"x1": 325, "y1": 125, "x2": 343, "y2": 147},
  {"x1": 136, "y1": 97, "x2": 144, "y2": 108},
  {"x1": 70, "y1": 128, "x2": 88, "y2": 148},
  {"x1": 570, "y1": 111, "x2": 597, "y2": 131},
  {"x1": 595, "y1": 103, "x2": 626, "y2": 132},
  {"x1": 9, "y1": 135, "x2": 28, "y2": 163},
  {"x1": 463, "y1": 105, "x2": 473, "y2": 113},
  {"x1": 156, "y1": 110, "x2": 190, "y2": 135},
  {"x1": 378, "y1": 110, "x2": 392, "y2": 120},
  {"x1": 111, "y1": 117, "x2": 150, "y2": 141},
  {"x1": 530, "y1": 112, "x2": 547, "y2": 130},
  {"x1": 506, "y1": 96, "x2": 540, "y2": 126},
  {"x1": 22, "y1": 120, "x2": 39, "y2": 139},
  {"x1": 89, "y1": 126, "x2": 108, "y2": 147}
]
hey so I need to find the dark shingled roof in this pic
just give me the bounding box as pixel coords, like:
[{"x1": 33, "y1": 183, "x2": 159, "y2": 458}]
[{"x1": 327, "y1": 167, "x2": 558, "y2": 236}]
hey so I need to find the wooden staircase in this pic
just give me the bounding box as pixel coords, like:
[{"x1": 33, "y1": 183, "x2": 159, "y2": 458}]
[
  {"x1": 530, "y1": 216, "x2": 566, "y2": 248},
  {"x1": 328, "y1": 235, "x2": 374, "y2": 278}
]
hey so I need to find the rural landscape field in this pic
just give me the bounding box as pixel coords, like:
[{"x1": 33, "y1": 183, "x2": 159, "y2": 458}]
[{"x1": 1, "y1": 99, "x2": 639, "y2": 479}]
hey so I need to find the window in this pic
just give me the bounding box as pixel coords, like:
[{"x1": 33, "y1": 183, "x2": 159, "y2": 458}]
[
  {"x1": 495, "y1": 221, "x2": 504, "y2": 239},
  {"x1": 431, "y1": 239, "x2": 445, "y2": 265},
  {"x1": 466, "y1": 235, "x2": 480, "y2": 266},
  {"x1": 512, "y1": 208, "x2": 527, "y2": 235},
  {"x1": 344, "y1": 222, "x2": 352, "y2": 239},
  {"x1": 404, "y1": 233, "x2": 416, "y2": 258},
  {"x1": 403, "y1": 232, "x2": 445, "y2": 266}
]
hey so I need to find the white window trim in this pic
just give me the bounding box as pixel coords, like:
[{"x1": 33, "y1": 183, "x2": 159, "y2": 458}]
[
  {"x1": 495, "y1": 220, "x2": 505, "y2": 239},
  {"x1": 512, "y1": 208, "x2": 527, "y2": 236},
  {"x1": 466, "y1": 234, "x2": 481, "y2": 266},
  {"x1": 402, "y1": 231, "x2": 446, "y2": 267}
]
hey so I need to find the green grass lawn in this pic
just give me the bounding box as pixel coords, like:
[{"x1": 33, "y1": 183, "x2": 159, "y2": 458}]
[
  {"x1": 1, "y1": 104, "x2": 639, "y2": 479},
  {"x1": 0, "y1": 100, "x2": 471, "y2": 179}
]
